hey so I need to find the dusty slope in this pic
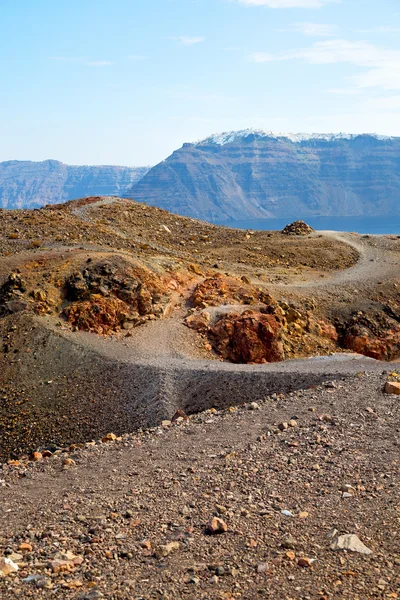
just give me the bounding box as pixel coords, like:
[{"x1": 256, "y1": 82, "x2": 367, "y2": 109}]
[
  {"x1": 0, "y1": 372, "x2": 399, "y2": 599},
  {"x1": 0, "y1": 197, "x2": 399, "y2": 462}
]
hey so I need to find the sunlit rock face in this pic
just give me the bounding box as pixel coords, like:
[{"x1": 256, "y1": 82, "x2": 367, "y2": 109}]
[{"x1": 127, "y1": 131, "x2": 400, "y2": 222}]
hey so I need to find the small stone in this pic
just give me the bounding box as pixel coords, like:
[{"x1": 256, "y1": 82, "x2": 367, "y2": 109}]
[
  {"x1": 102, "y1": 433, "x2": 117, "y2": 442},
  {"x1": 172, "y1": 409, "x2": 189, "y2": 422},
  {"x1": 0, "y1": 557, "x2": 19, "y2": 576},
  {"x1": 155, "y1": 541, "x2": 180, "y2": 559},
  {"x1": 7, "y1": 553, "x2": 23, "y2": 563},
  {"x1": 29, "y1": 452, "x2": 42, "y2": 462},
  {"x1": 278, "y1": 422, "x2": 288, "y2": 431},
  {"x1": 330, "y1": 534, "x2": 372, "y2": 555},
  {"x1": 18, "y1": 543, "x2": 33, "y2": 554},
  {"x1": 297, "y1": 557, "x2": 314, "y2": 568},
  {"x1": 62, "y1": 458, "x2": 75, "y2": 467},
  {"x1": 340, "y1": 484, "x2": 354, "y2": 493},
  {"x1": 249, "y1": 402, "x2": 260, "y2": 410},
  {"x1": 206, "y1": 517, "x2": 228, "y2": 535},
  {"x1": 384, "y1": 381, "x2": 400, "y2": 395},
  {"x1": 281, "y1": 535, "x2": 297, "y2": 549},
  {"x1": 299, "y1": 511, "x2": 309, "y2": 519},
  {"x1": 288, "y1": 419, "x2": 297, "y2": 428},
  {"x1": 257, "y1": 562, "x2": 268, "y2": 574}
]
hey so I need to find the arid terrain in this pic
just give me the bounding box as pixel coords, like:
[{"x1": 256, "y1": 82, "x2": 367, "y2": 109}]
[{"x1": 0, "y1": 197, "x2": 399, "y2": 599}]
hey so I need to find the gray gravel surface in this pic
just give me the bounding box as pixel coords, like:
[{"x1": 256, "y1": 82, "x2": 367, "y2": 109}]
[{"x1": 1, "y1": 371, "x2": 399, "y2": 599}]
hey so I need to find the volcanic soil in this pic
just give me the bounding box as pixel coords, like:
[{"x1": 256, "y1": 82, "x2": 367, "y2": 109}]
[{"x1": 0, "y1": 197, "x2": 399, "y2": 599}]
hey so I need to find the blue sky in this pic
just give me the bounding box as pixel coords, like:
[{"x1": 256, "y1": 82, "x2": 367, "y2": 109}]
[{"x1": 1, "y1": 0, "x2": 400, "y2": 166}]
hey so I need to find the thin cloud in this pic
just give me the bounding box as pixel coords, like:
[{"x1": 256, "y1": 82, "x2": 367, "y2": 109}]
[
  {"x1": 249, "y1": 39, "x2": 400, "y2": 90},
  {"x1": 168, "y1": 36, "x2": 205, "y2": 46},
  {"x1": 236, "y1": 0, "x2": 340, "y2": 8},
  {"x1": 280, "y1": 22, "x2": 338, "y2": 36}
]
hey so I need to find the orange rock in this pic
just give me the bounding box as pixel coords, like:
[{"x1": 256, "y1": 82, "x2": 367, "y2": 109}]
[
  {"x1": 297, "y1": 557, "x2": 313, "y2": 568},
  {"x1": 210, "y1": 310, "x2": 284, "y2": 364},
  {"x1": 206, "y1": 517, "x2": 228, "y2": 535},
  {"x1": 19, "y1": 542, "x2": 33, "y2": 553},
  {"x1": 385, "y1": 381, "x2": 400, "y2": 395},
  {"x1": 102, "y1": 433, "x2": 117, "y2": 442},
  {"x1": 171, "y1": 409, "x2": 189, "y2": 422},
  {"x1": 29, "y1": 451, "x2": 42, "y2": 462}
]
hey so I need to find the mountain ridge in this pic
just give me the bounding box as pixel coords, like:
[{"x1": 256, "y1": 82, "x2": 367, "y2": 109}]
[
  {"x1": 0, "y1": 159, "x2": 150, "y2": 209},
  {"x1": 127, "y1": 131, "x2": 400, "y2": 222}
]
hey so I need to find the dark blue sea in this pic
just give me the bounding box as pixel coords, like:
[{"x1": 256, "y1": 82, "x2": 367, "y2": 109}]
[{"x1": 216, "y1": 216, "x2": 400, "y2": 235}]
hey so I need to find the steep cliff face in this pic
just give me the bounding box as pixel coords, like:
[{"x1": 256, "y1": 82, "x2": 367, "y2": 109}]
[
  {"x1": 0, "y1": 160, "x2": 149, "y2": 209},
  {"x1": 126, "y1": 131, "x2": 400, "y2": 222}
]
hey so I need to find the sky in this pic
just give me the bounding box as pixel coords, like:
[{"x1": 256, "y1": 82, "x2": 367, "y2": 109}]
[{"x1": 1, "y1": 0, "x2": 400, "y2": 166}]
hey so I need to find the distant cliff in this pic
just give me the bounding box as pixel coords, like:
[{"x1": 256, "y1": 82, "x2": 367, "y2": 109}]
[
  {"x1": 126, "y1": 130, "x2": 400, "y2": 222},
  {"x1": 0, "y1": 160, "x2": 150, "y2": 209}
]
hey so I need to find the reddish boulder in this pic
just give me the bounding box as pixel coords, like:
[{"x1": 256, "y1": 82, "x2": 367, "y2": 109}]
[
  {"x1": 342, "y1": 313, "x2": 400, "y2": 361},
  {"x1": 190, "y1": 274, "x2": 272, "y2": 308},
  {"x1": 63, "y1": 296, "x2": 130, "y2": 335},
  {"x1": 209, "y1": 310, "x2": 284, "y2": 364}
]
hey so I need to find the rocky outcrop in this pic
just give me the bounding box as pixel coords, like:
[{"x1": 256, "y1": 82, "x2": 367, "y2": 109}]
[
  {"x1": 209, "y1": 310, "x2": 285, "y2": 364},
  {"x1": 342, "y1": 312, "x2": 400, "y2": 361},
  {"x1": 126, "y1": 131, "x2": 400, "y2": 222},
  {"x1": 62, "y1": 259, "x2": 172, "y2": 334},
  {"x1": 190, "y1": 274, "x2": 272, "y2": 308},
  {"x1": 281, "y1": 221, "x2": 315, "y2": 236},
  {"x1": 0, "y1": 160, "x2": 149, "y2": 209}
]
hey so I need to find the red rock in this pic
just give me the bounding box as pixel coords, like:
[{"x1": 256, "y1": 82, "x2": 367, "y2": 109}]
[
  {"x1": 206, "y1": 517, "x2": 228, "y2": 535},
  {"x1": 297, "y1": 557, "x2": 313, "y2": 568},
  {"x1": 29, "y1": 451, "x2": 42, "y2": 462},
  {"x1": 209, "y1": 310, "x2": 284, "y2": 364},
  {"x1": 185, "y1": 311, "x2": 210, "y2": 332},
  {"x1": 171, "y1": 409, "x2": 189, "y2": 422}
]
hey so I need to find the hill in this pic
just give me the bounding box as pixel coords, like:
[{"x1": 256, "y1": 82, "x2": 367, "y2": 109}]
[
  {"x1": 0, "y1": 160, "x2": 149, "y2": 209},
  {"x1": 0, "y1": 198, "x2": 399, "y2": 598},
  {"x1": 126, "y1": 130, "x2": 400, "y2": 222},
  {"x1": 0, "y1": 195, "x2": 399, "y2": 463}
]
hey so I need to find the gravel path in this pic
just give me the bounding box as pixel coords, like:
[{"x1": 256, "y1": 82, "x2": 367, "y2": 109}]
[{"x1": 276, "y1": 231, "x2": 399, "y2": 290}]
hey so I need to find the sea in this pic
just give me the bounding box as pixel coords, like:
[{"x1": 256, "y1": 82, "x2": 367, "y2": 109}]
[{"x1": 215, "y1": 216, "x2": 400, "y2": 235}]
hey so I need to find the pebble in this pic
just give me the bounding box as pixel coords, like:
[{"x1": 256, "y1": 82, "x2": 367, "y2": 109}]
[
  {"x1": 0, "y1": 557, "x2": 19, "y2": 576},
  {"x1": 206, "y1": 517, "x2": 228, "y2": 535},
  {"x1": 281, "y1": 534, "x2": 297, "y2": 549},
  {"x1": 297, "y1": 557, "x2": 314, "y2": 568},
  {"x1": 155, "y1": 541, "x2": 180, "y2": 559},
  {"x1": 330, "y1": 534, "x2": 372, "y2": 555},
  {"x1": 102, "y1": 433, "x2": 117, "y2": 442}
]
